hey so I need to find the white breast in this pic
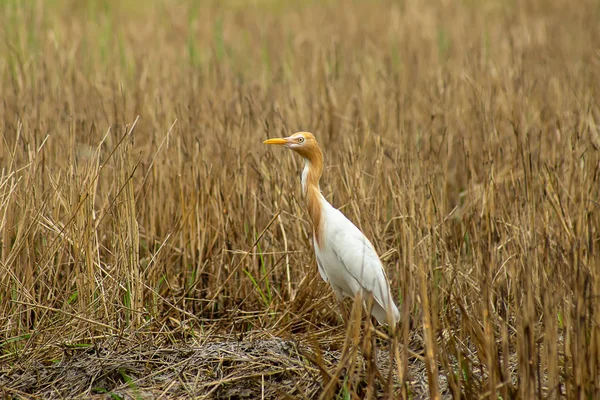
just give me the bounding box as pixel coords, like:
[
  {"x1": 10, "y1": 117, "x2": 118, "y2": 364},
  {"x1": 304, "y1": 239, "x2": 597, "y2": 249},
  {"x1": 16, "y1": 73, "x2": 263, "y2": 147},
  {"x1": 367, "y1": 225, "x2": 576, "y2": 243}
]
[{"x1": 301, "y1": 160, "x2": 310, "y2": 194}]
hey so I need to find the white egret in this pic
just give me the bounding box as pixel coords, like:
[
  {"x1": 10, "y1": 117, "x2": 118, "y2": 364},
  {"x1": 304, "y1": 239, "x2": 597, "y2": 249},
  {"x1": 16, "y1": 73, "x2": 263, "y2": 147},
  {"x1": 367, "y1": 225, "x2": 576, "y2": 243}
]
[{"x1": 264, "y1": 132, "x2": 400, "y2": 325}]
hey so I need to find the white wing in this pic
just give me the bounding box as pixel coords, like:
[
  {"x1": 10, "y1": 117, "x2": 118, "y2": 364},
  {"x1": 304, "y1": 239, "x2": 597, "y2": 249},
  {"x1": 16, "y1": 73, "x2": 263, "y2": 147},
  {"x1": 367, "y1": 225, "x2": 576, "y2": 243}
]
[{"x1": 320, "y1": 202, "x2": 400, "y2": 325}]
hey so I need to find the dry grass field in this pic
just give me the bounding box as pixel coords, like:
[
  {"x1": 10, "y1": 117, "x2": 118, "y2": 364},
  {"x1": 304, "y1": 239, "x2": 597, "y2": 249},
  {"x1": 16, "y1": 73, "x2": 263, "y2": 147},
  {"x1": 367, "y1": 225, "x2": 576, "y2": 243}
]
[{"x1": 1, "y1": 0, "x2": 600, "y2": 398}]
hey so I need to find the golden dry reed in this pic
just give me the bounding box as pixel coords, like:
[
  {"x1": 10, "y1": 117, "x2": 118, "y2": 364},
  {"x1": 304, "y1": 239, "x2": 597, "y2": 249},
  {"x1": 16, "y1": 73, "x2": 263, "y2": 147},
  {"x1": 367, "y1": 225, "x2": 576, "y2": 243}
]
[{"x1": 1, "y1": 0, "x2": 599, "y2": 398}]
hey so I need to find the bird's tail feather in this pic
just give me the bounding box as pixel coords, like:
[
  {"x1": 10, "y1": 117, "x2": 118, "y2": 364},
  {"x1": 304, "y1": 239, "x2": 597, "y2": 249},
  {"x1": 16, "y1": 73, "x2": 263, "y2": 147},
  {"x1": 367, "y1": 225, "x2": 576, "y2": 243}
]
[{"x1": 371, "y1": 301, "x2": 400, "y2": 326}]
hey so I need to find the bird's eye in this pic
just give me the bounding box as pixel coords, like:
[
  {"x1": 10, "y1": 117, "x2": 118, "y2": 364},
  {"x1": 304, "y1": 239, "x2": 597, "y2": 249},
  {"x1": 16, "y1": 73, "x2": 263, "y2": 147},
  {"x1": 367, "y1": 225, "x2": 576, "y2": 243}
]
[{"x1": 297, "y1": 137, "x2": 305, "y2": 143}]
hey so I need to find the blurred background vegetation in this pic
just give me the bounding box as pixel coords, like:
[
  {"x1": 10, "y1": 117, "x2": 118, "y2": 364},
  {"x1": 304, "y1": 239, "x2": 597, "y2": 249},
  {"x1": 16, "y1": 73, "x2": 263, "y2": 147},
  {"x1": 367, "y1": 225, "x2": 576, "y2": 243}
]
[{"x1": 1, "y1": 0, "x2": 599, "y2": 398}]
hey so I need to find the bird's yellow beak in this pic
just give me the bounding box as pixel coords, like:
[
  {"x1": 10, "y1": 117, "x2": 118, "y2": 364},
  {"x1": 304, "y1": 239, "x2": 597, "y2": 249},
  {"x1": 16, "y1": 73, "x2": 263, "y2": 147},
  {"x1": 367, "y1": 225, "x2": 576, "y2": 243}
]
[{"x1": 263, "y1": 137, "x2": 289, "y2": 145}]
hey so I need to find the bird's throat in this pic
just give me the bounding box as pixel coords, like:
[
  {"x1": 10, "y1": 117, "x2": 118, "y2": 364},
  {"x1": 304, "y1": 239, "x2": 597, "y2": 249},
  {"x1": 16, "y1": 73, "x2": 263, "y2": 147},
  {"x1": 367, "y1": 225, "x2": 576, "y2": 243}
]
[{"x1": 302, "y1": 159, "x2": 325, "y2": 247}]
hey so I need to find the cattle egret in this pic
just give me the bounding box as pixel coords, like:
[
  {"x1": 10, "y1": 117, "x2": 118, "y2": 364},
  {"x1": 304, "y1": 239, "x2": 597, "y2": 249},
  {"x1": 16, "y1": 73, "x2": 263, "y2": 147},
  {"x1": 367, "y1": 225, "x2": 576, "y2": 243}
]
[{"x1": 264, "y1": 132, "x2": 400, "y2": 325}]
